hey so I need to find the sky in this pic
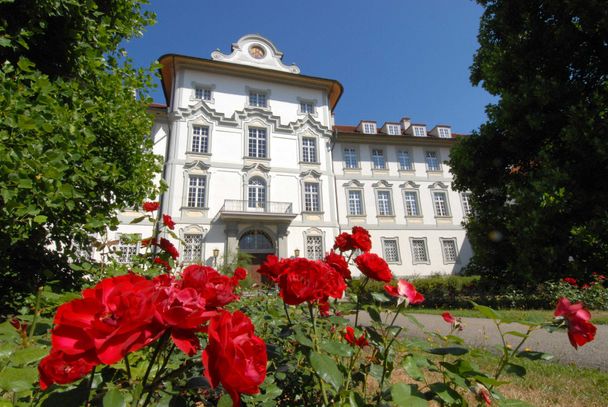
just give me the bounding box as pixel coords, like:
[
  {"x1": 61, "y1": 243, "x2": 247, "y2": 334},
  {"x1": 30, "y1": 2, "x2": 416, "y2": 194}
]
[{"x1": 124, "y1": 0, "x2": 495, "y2": 134}]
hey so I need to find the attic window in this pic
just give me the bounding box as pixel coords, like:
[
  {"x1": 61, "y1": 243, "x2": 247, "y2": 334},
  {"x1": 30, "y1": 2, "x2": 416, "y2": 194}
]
[
  {"x1": 413, "y1": 126, "x2": 426, "y2": 137},
  {"x1": 438, "y1": 127, "x2": 451, "y2": 138},
  {"x1": 362, "y1": 122, "x2": 376, "y2": 134},
  {"x1": 387, "y1": 124, "x2": 401, "y2": 135}
]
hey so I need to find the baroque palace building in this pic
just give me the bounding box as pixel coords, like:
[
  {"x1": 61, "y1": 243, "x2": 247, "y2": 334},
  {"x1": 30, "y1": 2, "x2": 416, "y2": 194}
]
[{"x1": 113, "y1": 34, "x2": 473, "y2": 278}]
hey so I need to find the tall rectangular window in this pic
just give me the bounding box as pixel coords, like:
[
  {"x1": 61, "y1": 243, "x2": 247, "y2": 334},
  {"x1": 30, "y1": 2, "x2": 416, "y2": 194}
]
[
  {"x1": 377, "y1": 190, "x2": 393, "y2": 216},
  {"x1": 425, "y1": 151, "x2": 441, "y2": 171},
  {"x1": 118, "y1": 234, "x2": 140, "y2": 264},
  {"x1": 371, "y1": 149, "x2": 385, "y2": 169},
  {"x1": 461, "y1": 192, "x2": 472, "y2": 216},
  {"x1": 344, "y1": 148, "x2": 358, "y2": 169},
  {"x1": 300, "y1": 102, "x2": 314, "y2": 114},
  {"x1": 306, "y1": 236, "x2": 323, "y2": 260},
  {"x1": 195, "y1": 87, "x2": 211, "y2": 101},
  {"x1": 397, "y1": 150, "x2": 413, "y2": 170},
  {"x1": 441, "y1": 239, "x2": 458, "y2": 263},
  {"x1": 382, "y1": 239, "x2": 400, "y2": 263},
  {"x1": 187, "y1": 176, "x2": 206, "y2": 208},
  {"x1": 404, "y1": 191, "x2": 420, "y2": 216},
  {"x1": 248, "y1": 128, "x2": 267, "y2": 158},
  {"x1": 411, "y1": 239, "x2": 429, "y2": 263},
  {"x1": 249, "y1": 92, "x2": 267, "y2": 107},
  {"x1": 414, "y1": 126, "x2": 426, "y2": 137},
  {"x1": 348, "y1": 190, "x2": 364, "y2": 215},
  {"x1": 183, "y1": 234, "x2": 203, "y2": 263},
  {"x1": 433, "y1": 191, "x2": 450, "y2": 217},
  {"x1": 191, "y1": 125, "x2": 209, "y2": 153},
  {"x1": 304, "y1": 183, "x2": 321, "y2": 212},
  {"x1": 302, "y1": 137, "x2": 317, "y2": 162},
  {"x1": 363, "y1": 122, "x2": 376, "y2": 134}
]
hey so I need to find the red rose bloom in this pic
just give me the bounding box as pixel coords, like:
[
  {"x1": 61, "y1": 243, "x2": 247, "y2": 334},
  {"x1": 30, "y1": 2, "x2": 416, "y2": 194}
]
[
  {"x1": 554, "y1": 297, "x2": 597, "y2": 349},
  {"x1": 324, "y1": 251, "x2": 351, "y2": 280},
  {"x1": 384, "y1": 279, "x2": 424, "y2": 305},
  {"x1": 442, "y1": 312, "x2": 456, "y2": 324},
  {"x1": 333, "y1": 232, "x2": 354, "y2": 252},
  {"x1": 162, "y1": 214, "x2": 176, "y2": 230},
  {"x1": 277, "y1": 258, "x2": 346, "y2": 305},
  {"x1": 355, "y1": 252, "x2": 392, "y2": 282},
  {"x1": 159, "y1": 238, "x2": 179, "y2": 260},
  {"x1": 182, "y1": 264, "x2": 239, "y2": 309},
  {"x1": 257, "y1": 255, "x2": 289, "y2": 282},
  {"x1": 39, "y1": 350, "x2": 96, "y2": 390},
  {"x1": 351, "y1": 226, "x2": 372, "y2": 252},
  {"x1": 343, "y1": 326, "x2": 368, "y2": 348},
  {"x1": 563, "y1": 277, "x2": 577, "y2": 286},
  {"x1": 202, "y1": 310, "x2": 267, "y2": 407},
  {"x1": 153, "y1": 257, "x2": 171, "y2": 271},
  {"x1": 233, "y1": 267, "x2": 247, "y2": 281},
  {"x1": 142, "y1": 201, "x2": 160, "y2": 212}
]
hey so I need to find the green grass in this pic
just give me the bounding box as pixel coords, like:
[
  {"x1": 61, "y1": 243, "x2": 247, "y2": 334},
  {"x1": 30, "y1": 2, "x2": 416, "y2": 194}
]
[{"x1": 412, "y1": 308, "x2": 608, "y2": 324}]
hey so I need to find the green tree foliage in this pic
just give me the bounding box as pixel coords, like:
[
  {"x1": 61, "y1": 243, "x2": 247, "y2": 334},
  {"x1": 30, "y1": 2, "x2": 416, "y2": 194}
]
[
  {"x1": 0, "y1": 0, "x2": 161, "y2": 311},
  {"x1": 450, "y1": 0, "x2": 608, "y2": 287}
]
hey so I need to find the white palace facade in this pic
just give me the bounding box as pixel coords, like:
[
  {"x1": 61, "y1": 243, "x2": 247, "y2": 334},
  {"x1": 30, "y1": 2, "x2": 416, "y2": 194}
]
[{"x1": 113, "y1": 35, "x2": 473, "y2": 278}]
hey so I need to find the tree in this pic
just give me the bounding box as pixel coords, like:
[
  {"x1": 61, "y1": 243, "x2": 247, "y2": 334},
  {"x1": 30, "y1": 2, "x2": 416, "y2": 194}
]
[
  {"x1": 0, "y1": 0, "x2": 161, "y2": 311},
  {"x1": 450, "y1": 0, "x2": 608, "y2": 287}
]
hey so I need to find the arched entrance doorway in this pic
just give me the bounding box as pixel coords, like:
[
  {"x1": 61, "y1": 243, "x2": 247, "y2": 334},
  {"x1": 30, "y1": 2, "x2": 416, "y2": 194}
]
[{"x1": 238, "y1": 230, "x2": 275, "y2": 283}]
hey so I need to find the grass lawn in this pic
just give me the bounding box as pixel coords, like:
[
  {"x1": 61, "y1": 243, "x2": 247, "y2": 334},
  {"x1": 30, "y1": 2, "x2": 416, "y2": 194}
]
[{"x1": 412, "y1": 308, "x2": 608, "y2": 324}]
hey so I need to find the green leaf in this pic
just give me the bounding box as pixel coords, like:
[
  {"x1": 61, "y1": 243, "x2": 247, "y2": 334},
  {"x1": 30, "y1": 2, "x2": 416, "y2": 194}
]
[
  {"x1": 103, "y1": 389, "x2": 126, "y2": 407},
  {"x1": 403, "y1": 355, "x2": 424, "y2": 381},
  {"x1": 472, "y1": 302, "x2": 502, "y2": 320},
  {"x1": 367, "y1": 306, "x2": 382, "y2": 324},
  {"x1": 371, "y1": 292, "x2": 391, "y2": 303},
  {"x1": 294, "y1": 327, "x2": 313, "y2": 348},
  {"x1": 33, "y1": 215, "x2": 47, "y2": 224},
  {"x1": 348, "y1": 391, "x2": 366, "y2": 407},
  {"x1": 0, "y1": 366, "x2": 37, "y2": 392},
  {"x1": 309, "y1": 351, "x2": 343, "y2": 392},
  {"x1": 320, "y1": 340, "x2": 353, "y2": 357},
  {"x1": 390, "y1": 383, "x2": 427, "y2": 407},
  {"x1": 12, "y1": 346, "x2": 48, "y2": 366},
  {"x1": 517, "y1": 350, "x2": 554, "y2": 361},
  {"x1": 129, "y1": 215, "x2": 146, "y2": 224},
  {"x1": 504, "y1": 330, "x2": 528, "y2": 338},
  {"x1": 429, "y1": 383, "x2": 460, "y2": 404},
  {"x1": 217, "y1": 394, "x2": 232, "y2": 407},
  {"x1": 427, "y1": 347, "x2": 469, "y2": 356},
  {"x1": 505, "y1": 362, "x2": 526, "y2": 377}
]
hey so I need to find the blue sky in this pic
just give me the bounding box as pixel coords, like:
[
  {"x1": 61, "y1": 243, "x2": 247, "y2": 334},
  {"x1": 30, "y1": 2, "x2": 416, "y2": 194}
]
[{"x1": 124, "y1": 0, "x2": 494, "y2": 134}]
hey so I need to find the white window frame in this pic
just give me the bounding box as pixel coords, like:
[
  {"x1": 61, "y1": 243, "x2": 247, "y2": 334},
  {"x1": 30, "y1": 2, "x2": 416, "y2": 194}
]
[
  {"x1": 440, "y1": 238, "x2": 459, "y2": 264},
  {"x1": 343, "y1": 147, "x2": 359, "y2": 169},
  {"x1": 381, "y1": 237, "x2": 401, "y2": 264},
  {"x1": 300, "y1": 101, "x2": 314, "y2": 114},
  {"x1": 397, "y1": 150, "x2": 413, "y2": 171},
  {"x1": 425, "y1": 150, "x2": 442, "y2": 172},
  {"x1": 387, "y1": 124, "x2": 401, "y2": 135},
  {"x1": 376, "y1": 189, "x2": 394, "y2": 216},
  {"x1": 371, "y1": 149, "x2": 386, "y2": 169},
  {"x1": 432, "y1": 190, "x2": 451, "y2": 217},
  {"x1": 305, "y1": 235, "x2": 324, "y2": 260},
  {"x1": 117, "y1": 233, "x2": 141, "y2": 264},
  {"x1": 413, "y1": 126, "x2": 427, "y2": 137},
  {"x1": 403, "y1": 190, "x2": 421, "y2": 217},
  {"x1": 303, "y1": 182, "x2": 321, "y2": 212},
  {"x1": 303, "y1": 228, "x2": 325, "y2": 260},
  {"x1": 187, "y1": 175, "x2": 207, "y2": 208},
  {"x1": 301, "y1": 137, "x2": 317, "y2": 163},
  {"x1": 191, "y1": 125, "x2": 209, "y2": 154},
  {"x1": 248, "y1": 90, "x2": 268, "y2": 108},
  {"x1": 347, "y1": 189, "x2": 365, "y2": 216},
  {"x1": 247, "y1": 177, "x2": 267, "y2": 209},
  {"x1": 461, "y1": 192, "x2": 472, "y2": 217},
  {"x1": 362, "y1": 122, "x2": 376, "y2": 134},
  {"x1": 410, "y1": 237, "x2": 430, "y2": 265},
  {"x1": 195, "y1": 87, "x2": 211, "y2": 101},
  {"x1": 438, "y1": 127, "x2": 451, "y2": 138},
  {"x1": 183, "y1": 233, "x2": 204, "y2": 264},
  {"x1": 247, "y1": 127, "x2": 268, "y2": 158}
]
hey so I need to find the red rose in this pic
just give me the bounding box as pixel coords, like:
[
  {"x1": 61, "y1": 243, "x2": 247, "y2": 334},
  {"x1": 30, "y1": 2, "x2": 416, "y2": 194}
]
[
  {"x1": 141, "y1": 237, "x2": 155, "y2": 247},
  {"x1": 318, "y1": 300, "x2": 330, "y2": 317},
  {"x1": 233, "y1": 267, "x2": 247, "y2": 281},
  {"x1": 384, "y1": 279, "x2": 424, "y2": 305},
  {"x1": 563, "y1": 277, "x2": 577, "y2": 286},
  {"x1": 277, "y1": 258, "x2": 346, "y2": 305},
  {"x1": 182, "y1": 264, "x2": 239, "y2": 309},
  {"x1": 355, "y1": 253, "x2": 392, "y2": 282},
  {"x1": 153, "y1": 257, "x2": 171, "y2": 271},
  {"x1": 333, "y1": 232, "x2": 354, "y2": 252},
  {"x1": 324, "y1": 251, "x2": 351, "y2": 280},
  {"x1": 554, "y1": 297, "x2": 596, "y2": 349},
  {"x1": 442, "y1": 312, "x2": 456, "y2": 324},
  {"x1": 258, "y1": 255, "x2": 288, "y2": 282},
  {"x1": 343, "y1": 326, "x2": 368, "y2": 348},
  {"x1": 39, "y1": 350, "x2": 96, "y2": 390},
  {"x1": 142, "y1": 201, "x2": 160, "y2": 212},
  {"x1": 162, "y1": 214, "x2": 176, "y2": 230},
  {"x1": 159, "y1": 238, "x2": 179, "y2": 260},
  {"x1": 202, "y1": 311, "x2": 267, "y2": 406},
  {"x1": 50, "y1": 273, "x2": 164, "y2": 366},
  {"x1": 351, "y1": 226, "x2": 372, "y2": 252}
]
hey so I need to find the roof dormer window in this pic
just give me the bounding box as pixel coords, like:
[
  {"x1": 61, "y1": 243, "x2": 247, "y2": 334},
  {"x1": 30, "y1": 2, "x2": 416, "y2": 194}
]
[
  {"x1": 362, "y1": 122, "x2": 376, "y2": 134},
  {"x1": 438, "y1": 127, "x2": 451, "y2": 138},
  {"x1": 387, "y1": 124, "x2": 401, "y2": 135},
  {"x1": 413, "y1": 126, "x2": 427, "y2": 137}
]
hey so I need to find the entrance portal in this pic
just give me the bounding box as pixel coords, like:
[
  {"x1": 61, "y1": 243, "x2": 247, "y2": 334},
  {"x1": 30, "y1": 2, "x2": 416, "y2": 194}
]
[{"x1": 238, "y1": 230, "x2": 275, "y2": 284}]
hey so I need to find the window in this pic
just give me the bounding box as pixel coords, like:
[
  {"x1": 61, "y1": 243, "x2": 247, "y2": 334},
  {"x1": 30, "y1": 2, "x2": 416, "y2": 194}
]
[
  {"x1": 382, "y1": 238, "x2": 400, "y2": 263},
  {"x1": 404, "y1": 191, "x2": 421, "y2": 216},
  {"x1": 248, "y1": 128, "x2": 267, "y2": 158},
  {"x1": 438, "y1": 127, "x2": 451, "y2": 138},
  {"x1": 302, "y1": 137, "x2": 317, "y2": 163},
  {"x1": 348, "y1": 190, "x2": 364, "y2": 215},
  {"x1": 306, "y1": 236, "x2": 323, "y2": 260},
  {"x1": 195, "y1": 87, "x2": 211, "y2": 101},
  {"x1": 362, "y1": 122, "x2": 376, "y2": 134},
  {"x1": 397, "y1": 150, "x2": 413, "y2": 170},
  {"x1": 304, "y1": 183, "x2": 321, "y2": 212},
  {"x1": 411, "y1": 238, "x2": 429, "y2": 264},
  {"x1": 371, "y1": 149, "x2": 385, "y2": 169},
  {"x1": 248, "y1": 177, "x2": 266, "y2": 209},
  {"x1": 413, "y1": 126, "x2": 426, "y2": 137},
  {"x1": 183, "y1": 234, "x2": 203, "y2": 263},
  {"x1": 441, "y1": 238, "x2": 458, "y2": 263},
  {"x1": 300, "y1": 102, "x2": 314, "y2": 114},
  {"x1": 425, "y1": 151, "x2": 441, "y2": 171},
  {"x1": 191, "y1": 125, "x2": 209, "y2": 153},
  {"x1": 432, "y1": 191, "x2": 450, "y2": 217},
  {"x1": 387, "y1": 124, "x2": 401, "y2": 135},
  {"x1": 377, "y1": 190, "x2": 393, "y2": 216},
  {"x1": 117, "y1": 234, "x2": 140, "y2": 264},
  {"x1": 461, "y1": 192, "x2": 472, "y2": 216},
  {"x1": 187, "y1": 176, "x2": 206, "y2": 207},
  {"x1": 344, "y1": 148, "x2": 358, "y2": 169},
  {"x1": 249, "y1": 91, "x2": 267, "y2": 107}
]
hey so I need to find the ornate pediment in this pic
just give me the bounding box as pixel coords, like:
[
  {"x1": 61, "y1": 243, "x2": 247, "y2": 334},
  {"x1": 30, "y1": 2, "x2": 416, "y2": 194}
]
[
  {"x1": 399, "y1": 181, "x2": 420, "y2": 189},
  {"x1": 429, "y1": 181, "x2": 449, "y2": 189},
  {"x1": 184, "y1": 160, "x2": 210, "y2": 172},
  {"x1": 372, "y1": 180, "x2": 393, "y2": 188},
  {"x1": 343, "y1": 179, "x2": 364, "y2": 188},
  {"x1": 300, "y1": 169, "x2": 322, "y2": 179},
  {"x1": 243, "y1": 163, "x2": 271, "y2": 173}
]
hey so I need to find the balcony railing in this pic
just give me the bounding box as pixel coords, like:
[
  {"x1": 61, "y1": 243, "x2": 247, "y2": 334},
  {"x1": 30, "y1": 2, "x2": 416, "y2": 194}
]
[{"x1": 220, "y1": 200, "x2": 293, "y2": 214}]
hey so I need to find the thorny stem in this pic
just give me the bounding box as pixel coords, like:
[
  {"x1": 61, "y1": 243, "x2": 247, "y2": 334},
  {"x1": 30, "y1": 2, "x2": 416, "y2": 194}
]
[
  {"x1": 138, "y1": 331, "x2": 170, "y2": 405},
  {"x1": 308, "y1": 303, "x2": 330, "y2": 406},
  {"x1": 377, "y1": 302, "x2": 405, "y2": 404},
  {"x1": 492, "y1": 326, "x2": 535, "y2": 388},
  {"x1": 354, "y1": 277, "x2": 369, "y2": 328},
  {"x1": 85, "y1": 366, "x2": 96, "y2": 407},
  {"x1": 283, "y1": 301, "x2": 293, "y2": 325}
]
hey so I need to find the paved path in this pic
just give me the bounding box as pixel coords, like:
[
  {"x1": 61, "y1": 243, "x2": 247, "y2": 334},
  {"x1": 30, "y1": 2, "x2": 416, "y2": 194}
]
[{"x1": 351, "y1": 313, "x2": 608, "y2": 371}]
